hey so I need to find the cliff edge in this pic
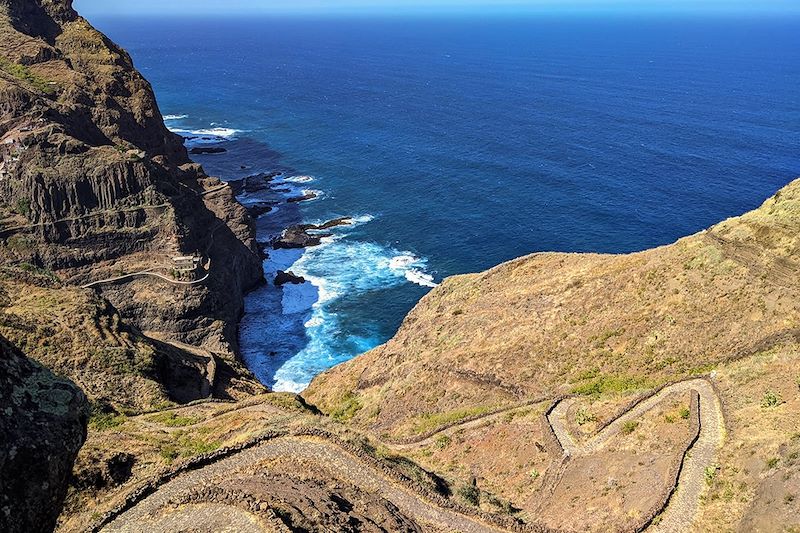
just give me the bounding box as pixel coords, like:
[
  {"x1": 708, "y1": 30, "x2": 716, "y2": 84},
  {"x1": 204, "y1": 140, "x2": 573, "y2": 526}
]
[{"x1": 0, "y1": 0, "x2": 265, "y2": 406}]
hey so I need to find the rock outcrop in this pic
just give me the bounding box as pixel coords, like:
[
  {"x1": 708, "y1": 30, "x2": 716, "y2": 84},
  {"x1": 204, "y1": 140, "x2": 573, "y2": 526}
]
[
  {"x1": 272, "y1": 218, "x2": 352, "y2": 249},
  {"x1": 0, "y1": 335, "x2": 89, "y2": 533},
  {"x1": 274, "y1": 270, "x2": 305, "y2": 286}
]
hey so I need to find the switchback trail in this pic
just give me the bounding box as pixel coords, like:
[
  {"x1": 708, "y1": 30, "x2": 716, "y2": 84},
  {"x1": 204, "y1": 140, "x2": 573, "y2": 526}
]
[
  {"x1": 548, "y1": 378, "x2": 725, "y2": 532},
  {"x1": 97, "y1": 379, "x2": 723, "y2": 533}
]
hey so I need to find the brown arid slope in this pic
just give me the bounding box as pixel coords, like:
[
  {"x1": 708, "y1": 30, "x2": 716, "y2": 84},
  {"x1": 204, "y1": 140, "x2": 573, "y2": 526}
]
[{"x1": 304, "y1": 179, "x2": 800, "y2": 531}]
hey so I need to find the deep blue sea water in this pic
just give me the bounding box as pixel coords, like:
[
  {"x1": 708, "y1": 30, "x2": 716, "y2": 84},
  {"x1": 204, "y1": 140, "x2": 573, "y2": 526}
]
[{"x1": 91, "y1": 15, "x2": 800, "y2": 391}]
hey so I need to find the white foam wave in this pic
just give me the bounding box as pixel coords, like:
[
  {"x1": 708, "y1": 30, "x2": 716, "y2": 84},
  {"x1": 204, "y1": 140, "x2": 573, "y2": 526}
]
[
  {"x1": 271, "y1": 377, "x2": 307, "y2": 394},
  {"x1": 246, "y1": 236, "x2": 438, "y2": 393},
  {"x1": 351, "y1": 214, "x2": 375, "y2": 225},
  {"x1": 163, "y1": 114, "x2": 188, "y2": 120},
  {"x1": 192, "y1": 127, "x2": 239, "y2": 138},
  {"x1": 299, "y1": 189, "x2": 323, "y2": 200},
  {"x1": 284, "y1": 175, "x2": 315, "y2": 183},
  {"x1": 169, "y1": 126, "x2": 241, "y2": 145},
  {"x1": 389, "y1": 254, "x2": 417, "y2": 269},
  {"x1": 406, "y1": 269, "x2": 438, "y2": 288}
]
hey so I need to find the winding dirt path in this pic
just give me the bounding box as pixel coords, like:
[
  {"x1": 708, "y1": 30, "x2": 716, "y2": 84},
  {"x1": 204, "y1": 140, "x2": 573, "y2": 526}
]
[
  {"x1": 99, "y1": 379, "x2": 723, "y2": 533},
  {"x1": 81, "y1": 269, "x2": 210, "y2": 289},
  {"x1": 100, "y1": 436, "x2": 505, "y2": 533},
  {"x1": 547, "y1": 378, "x2": 725, "y2": 532},
  {"x1": 81, "y1": 270, "x2": 211, "y2": 289}
]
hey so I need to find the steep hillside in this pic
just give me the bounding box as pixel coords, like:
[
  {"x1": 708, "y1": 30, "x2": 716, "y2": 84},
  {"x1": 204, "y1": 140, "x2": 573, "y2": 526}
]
[
  {"x1": 305, "y1": 179, "x2": 800, "y2": 435},
  {"x1": 305, "y1": 179, "x2": 800, "y2": 531},
  {"x1": 0, "y1": 0, "x2": 265, "y2": 401}
]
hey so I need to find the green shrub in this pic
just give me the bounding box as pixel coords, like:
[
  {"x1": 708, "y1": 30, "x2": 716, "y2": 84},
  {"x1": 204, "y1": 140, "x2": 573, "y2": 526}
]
[
  {"x1": 458, "y1": 483, "x2": 480, "y2": 506},
  {"x1": 704, "y1": 464, "x2": 719, "y2": 485},
  {"x1": 530, "y1": 468, "x2": 540, "y2": 481},
  {"x1": 679, "y1": 407, "x2": 691, "y2": 419},
  {"x1": 576, "y1": 407, "x2": 597, "y2": 426},
  {"x1": 766, "y1": 457, "x2": 780, "y2": 469},
  {"x1": 761, "y1": 391, "x2": 782, "y2": 408},
  {"x1": 434, "y1": 434, "x2": 452, "y2": 450},
  {"x1": 621, "y1": 420, "x2": 639, "y2": 435},
  {"x1": 14, "y1": 198, "x2": 30, "y2": 217}
]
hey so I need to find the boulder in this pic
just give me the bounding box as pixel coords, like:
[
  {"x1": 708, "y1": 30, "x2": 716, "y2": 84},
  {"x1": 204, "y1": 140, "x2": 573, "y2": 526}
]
[
  {"x1": 274, "y1": 270, "x2": 306, "y2": 286},
  {"x1": 0, "y1": 336, "x2": 89, "y2": 533},
  {"x1": 286, "y1": 191, "x2": 318, "y2": 203}
]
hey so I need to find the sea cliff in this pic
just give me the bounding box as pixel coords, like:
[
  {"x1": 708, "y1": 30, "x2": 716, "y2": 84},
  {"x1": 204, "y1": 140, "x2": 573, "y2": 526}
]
[{"x1": 0, "y1": 0, "x2": 265, "y2": 401}]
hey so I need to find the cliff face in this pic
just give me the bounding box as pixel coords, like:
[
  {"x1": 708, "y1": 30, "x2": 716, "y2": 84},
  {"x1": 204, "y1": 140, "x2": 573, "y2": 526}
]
[
  {"x1": 0, "y1": 334, "x2": 89, "y2": 533},
  {"x1": 0, "y1": 0, "x2": 264, "y2": 374}
]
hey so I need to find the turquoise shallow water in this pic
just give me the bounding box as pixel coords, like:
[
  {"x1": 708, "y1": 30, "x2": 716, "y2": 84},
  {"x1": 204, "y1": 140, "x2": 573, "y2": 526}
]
[{"x1": 92, "y1": 15, "x2": 800, "y2": 391}]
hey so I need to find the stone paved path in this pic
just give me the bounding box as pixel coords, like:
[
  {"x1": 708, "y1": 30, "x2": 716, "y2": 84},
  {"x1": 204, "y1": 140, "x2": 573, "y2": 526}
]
[
  {"x1": 101, "y1": 436, "x2": 505, "y2": 533},
  {"x1": 547, "y1": 378, "x2": 725, "y2": 532}
]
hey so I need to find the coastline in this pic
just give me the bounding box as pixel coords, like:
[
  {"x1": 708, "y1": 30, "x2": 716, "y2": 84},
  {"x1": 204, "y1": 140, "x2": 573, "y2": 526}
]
[{"x1": 172, "y1": 121, "x2": 439, "y2": 392}]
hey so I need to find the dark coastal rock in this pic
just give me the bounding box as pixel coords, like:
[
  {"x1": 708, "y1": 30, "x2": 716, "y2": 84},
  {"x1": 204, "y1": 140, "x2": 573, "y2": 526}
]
[
  {"x1": 228, "y1": 174, "x2": 275, "y2": 196},
  {"x1": 286, "y1": 191, "x2": 318, "y2": 203},
  {"x1": 274, "y1": 270, "x2": 306, "y2": 286},
  {"x1": 273, "y1": 225, "x2": 331, "y2": 249},
  {"x1": 0, "y1": 336, "x2": 89, "y2": 533},
  {"x1": 245, "y1": 201, "x2": 275, "y2": 218},
  {"x1": 189, "y1": 146, "x2": 228, "y2": 155},
  {"x1": 271, "y1": 218, "x2": 352, "y2": 249},
  {"x1": 315, "y1": 217, "x2": 353, "y2": 230}
]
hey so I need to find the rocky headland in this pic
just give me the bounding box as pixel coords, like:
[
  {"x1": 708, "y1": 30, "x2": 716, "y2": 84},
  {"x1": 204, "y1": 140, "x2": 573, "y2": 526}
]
[{"x1": 1, "y1": 1, "x2": 798, "y2": 532}]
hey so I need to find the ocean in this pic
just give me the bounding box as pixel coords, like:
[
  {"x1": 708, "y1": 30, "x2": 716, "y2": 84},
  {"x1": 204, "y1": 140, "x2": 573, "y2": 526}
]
[{"x1": 91, "y1": 15, "x2": 800, "y2": 392}]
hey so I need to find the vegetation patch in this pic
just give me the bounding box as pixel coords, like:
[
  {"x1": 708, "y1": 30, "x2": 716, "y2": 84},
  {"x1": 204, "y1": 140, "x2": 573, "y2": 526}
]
[
  {"x1": 575, "y1": 407, "x2": 597, "y2": 426},
  {"x1": 159, "y1": 431, "x2": 221, "y2": 464},
  {"x1": 572, "y1": 373, "x2": 654, "y2": 396},
  {"x1": 146, "y1": 411, "x2": 201, "y2": 427},
  {"x1": 760, "y1": 390, "x2": 783, "y2": 408},
  {"x1": 458, "y1": 483, "x2": 480, "y2": 506},
  {"x1": 330, "y1": 391, "x2": 363, "y2": 422},
  {"x1": 14, "y1": 198, "x2": 30, "y2": 218},
  {"x1": 434, "y1": 434, "x2": 452, "y2": 449},
  {"x1": 704, "y1": 464, "x2": 719, "y2": 485},
  {"x1": 88, "y1": 402, "x2": 127, "y2": 431},
  {"x1": 621, "y1": 420, "x2": 639, "y2": 435},
  {"x1": 0, "y1": 56, "x2": 57, "y2": 95},
  {"x1": 410, "y1": 405, "x2": 492, "y2": 435}
]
